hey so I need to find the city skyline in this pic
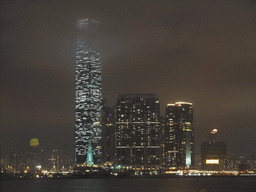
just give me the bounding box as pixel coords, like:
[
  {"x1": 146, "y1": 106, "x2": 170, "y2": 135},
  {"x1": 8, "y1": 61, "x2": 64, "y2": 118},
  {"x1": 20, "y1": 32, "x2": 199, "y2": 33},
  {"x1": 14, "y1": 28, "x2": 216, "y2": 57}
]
[{"x1": 1, "y1": 0, "x2": 256, "y2": 163}]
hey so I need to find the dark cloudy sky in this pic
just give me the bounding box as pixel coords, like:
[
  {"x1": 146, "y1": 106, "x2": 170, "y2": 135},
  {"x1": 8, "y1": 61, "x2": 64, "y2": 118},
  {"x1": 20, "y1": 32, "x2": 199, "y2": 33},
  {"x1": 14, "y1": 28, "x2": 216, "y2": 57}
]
[{"x1": 1, "y1": 0, "x2": 256, "y2": 162}]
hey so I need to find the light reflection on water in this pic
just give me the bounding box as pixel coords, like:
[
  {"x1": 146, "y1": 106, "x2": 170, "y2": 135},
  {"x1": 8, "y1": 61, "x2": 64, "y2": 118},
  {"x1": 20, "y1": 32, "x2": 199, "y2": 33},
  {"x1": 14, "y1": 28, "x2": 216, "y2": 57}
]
[{"x1": 1, "y1": 177, "x2": 256, "y2": 192}]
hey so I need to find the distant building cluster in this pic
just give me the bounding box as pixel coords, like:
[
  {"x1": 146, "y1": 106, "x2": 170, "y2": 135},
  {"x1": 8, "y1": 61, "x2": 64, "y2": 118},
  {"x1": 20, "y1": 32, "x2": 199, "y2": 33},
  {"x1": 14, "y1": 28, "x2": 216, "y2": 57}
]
[
  {"x1": 103, "y1": 95, "x2": 195, "y2": 173},
  {"x1": 74, "y1": 92, "x2": 256, "y2": 174},
  {"x1": 4, "y1": 149, "x2": 74, "y2": 174},
  {"x1": 73, "y1": 19, "x2": 195, "y2": 171},
  {"x1": 72, "y1": 18, "x2": 256, "y2": 175},
  {"x1": 2, "y1": 18, "x2": 256, "y2": 176},
  {"x1": 76, "y1": 92, "x2": 195, "y2": 173},
  {"x1": 74, "y1": 23, "x2": 196, "y2": 170}
]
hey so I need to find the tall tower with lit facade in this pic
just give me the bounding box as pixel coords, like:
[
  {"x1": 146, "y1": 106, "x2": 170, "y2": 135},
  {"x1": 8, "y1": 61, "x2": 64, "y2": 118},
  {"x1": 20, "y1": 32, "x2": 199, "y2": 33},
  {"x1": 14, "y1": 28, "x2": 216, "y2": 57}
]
[
  {"x1": 75, "y1": 18, "x2": 102, "y2": 164},
  {"x1": 115, "y1": 94, "x2": 161, "y2": 169},
  {"x1": 164, "y1": 102, "x2": 194, "y2": 168}
]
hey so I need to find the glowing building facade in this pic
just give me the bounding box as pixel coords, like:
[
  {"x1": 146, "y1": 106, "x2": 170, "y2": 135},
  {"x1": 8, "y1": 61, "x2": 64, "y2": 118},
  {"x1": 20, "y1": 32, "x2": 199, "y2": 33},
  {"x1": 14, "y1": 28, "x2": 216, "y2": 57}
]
[
  {"x1": 115, "y1": 94, "x2": 161, "y2": 167},
  {"x1": 201, "y1": 129, "x2": 226, "y2": 171},
  {"x1": 201, "y1": 141, "x2": 226, "y2": 171},
  {"x1": 164, "y1": 102, "x2": 194, "y2": 168},
  {"x1": 75, "y1": 19, "x2": 102, "y2": 164}
]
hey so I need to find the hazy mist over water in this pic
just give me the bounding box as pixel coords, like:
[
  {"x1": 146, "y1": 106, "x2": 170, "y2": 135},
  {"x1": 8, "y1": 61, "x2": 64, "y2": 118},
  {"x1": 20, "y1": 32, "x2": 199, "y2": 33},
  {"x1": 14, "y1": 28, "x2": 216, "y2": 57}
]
[{"x1": 2, "y1": 177, "x2": 256, "y2": 192}]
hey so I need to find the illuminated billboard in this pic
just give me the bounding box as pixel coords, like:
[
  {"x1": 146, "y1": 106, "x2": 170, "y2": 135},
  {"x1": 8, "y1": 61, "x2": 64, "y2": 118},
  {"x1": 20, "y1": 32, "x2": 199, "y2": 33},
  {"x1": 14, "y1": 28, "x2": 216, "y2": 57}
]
[{"x1": 206, "y1": 159, "x2": 219, "y2": 164}]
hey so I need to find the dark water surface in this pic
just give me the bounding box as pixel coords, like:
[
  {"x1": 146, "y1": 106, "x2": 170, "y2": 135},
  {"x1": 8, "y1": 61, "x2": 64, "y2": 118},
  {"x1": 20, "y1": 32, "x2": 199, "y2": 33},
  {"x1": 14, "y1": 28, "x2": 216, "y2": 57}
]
[{"x1": 1, "y1": 177, "x2": 256, "y2": 192}]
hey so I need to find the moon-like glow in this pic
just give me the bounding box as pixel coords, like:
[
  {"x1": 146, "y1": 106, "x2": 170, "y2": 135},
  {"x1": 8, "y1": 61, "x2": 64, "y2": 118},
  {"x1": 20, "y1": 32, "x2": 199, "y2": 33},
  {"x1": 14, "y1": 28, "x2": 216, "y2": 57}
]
[{"x1": 29, "y1": 138, "x2": 39, "y2": 147}]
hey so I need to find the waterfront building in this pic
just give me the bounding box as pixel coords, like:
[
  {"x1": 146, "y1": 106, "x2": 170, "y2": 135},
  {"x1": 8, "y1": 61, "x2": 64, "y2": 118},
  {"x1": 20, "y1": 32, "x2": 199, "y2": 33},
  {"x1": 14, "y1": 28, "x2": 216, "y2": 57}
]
[
  {"x1": 75, "y1": 18, "x2": 102, "y2": 164},
  {"x1": 201, "y1": 129, "x2": 226, "y2": 171},
  {"x1": 164, "y1": 102, "x2": 194, "y2": 168},
  {"x1": 201, "y1": 141, "x2": 226, "y2": 171},
  {"x1": 115, "y1": 94, "x2": 161, "y2": 172}
]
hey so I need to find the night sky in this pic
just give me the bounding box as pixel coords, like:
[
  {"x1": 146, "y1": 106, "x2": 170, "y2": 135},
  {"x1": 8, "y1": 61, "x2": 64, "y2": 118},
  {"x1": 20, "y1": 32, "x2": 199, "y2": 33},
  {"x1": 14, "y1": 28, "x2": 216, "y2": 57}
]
[{"x1": 1, "y1": 0, "x2": 256, "y2": 162}]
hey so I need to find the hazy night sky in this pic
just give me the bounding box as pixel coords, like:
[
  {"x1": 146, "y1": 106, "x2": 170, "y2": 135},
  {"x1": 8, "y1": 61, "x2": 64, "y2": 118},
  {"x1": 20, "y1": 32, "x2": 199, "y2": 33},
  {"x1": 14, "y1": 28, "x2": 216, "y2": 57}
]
[{"x1": 1, "y1": 0, "x2": 256, "y2": 161}]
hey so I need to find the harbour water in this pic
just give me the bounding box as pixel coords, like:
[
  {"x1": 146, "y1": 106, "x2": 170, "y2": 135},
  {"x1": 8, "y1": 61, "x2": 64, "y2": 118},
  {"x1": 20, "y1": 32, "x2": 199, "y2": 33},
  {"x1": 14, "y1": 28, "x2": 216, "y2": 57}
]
[{"x1": 1, "y1": 177, "x2": 256, "y2": 192}]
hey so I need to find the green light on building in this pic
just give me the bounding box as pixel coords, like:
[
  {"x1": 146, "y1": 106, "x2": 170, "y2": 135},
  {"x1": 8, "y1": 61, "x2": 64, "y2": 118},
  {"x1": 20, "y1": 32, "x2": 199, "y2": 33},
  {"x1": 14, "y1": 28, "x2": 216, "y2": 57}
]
[{"x1": 86, "y1": 141, "x2": 94, "y2": 166}]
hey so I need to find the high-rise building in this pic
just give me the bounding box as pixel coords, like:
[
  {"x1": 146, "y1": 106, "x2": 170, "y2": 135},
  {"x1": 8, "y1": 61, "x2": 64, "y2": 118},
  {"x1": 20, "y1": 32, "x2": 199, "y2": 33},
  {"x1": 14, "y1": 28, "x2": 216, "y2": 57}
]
[
  {"x1": 102, "y1": 105, "x2": 115, "y2": 163},
  {"x1": 115, "y1": 94, "x2": 161, "y2": 169},
  {"x1": 75, "y1": 18, "x2": 102, "y2": 164},
  {"x1": 201, "y1": 129, "x2": 226, "y2": 171},
  {"x1": 164, "y1": 102, "x2": 194, "y2": 168},
  {"x1": 201, "y1": 142, "x2": 226, "y2": 171}
]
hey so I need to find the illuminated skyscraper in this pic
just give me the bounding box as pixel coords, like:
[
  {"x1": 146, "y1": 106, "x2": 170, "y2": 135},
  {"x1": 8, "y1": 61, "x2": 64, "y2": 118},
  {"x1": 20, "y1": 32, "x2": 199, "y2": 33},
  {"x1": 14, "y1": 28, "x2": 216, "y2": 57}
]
[
  {"x1": 75, "y1": 19, "x2": 102, "y2": 164},
  {"x1": 164, "y1": 102, "x2": 194, "y2": 168},
  {"x1": 115, "y1": 94, "x2": 161, "y2": 168}
]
